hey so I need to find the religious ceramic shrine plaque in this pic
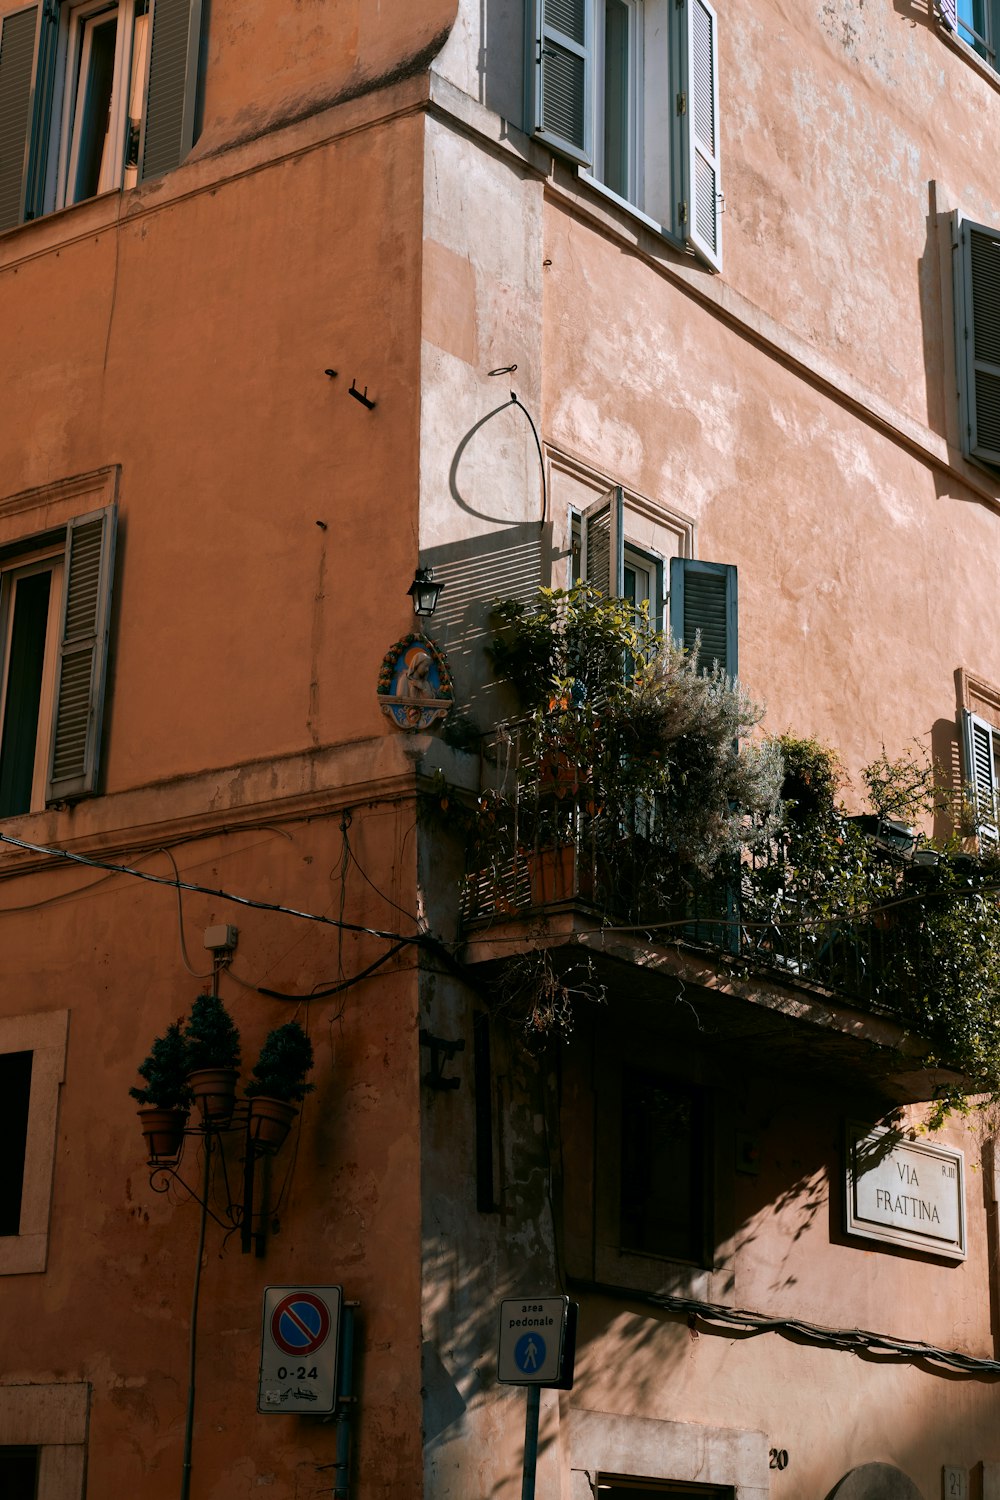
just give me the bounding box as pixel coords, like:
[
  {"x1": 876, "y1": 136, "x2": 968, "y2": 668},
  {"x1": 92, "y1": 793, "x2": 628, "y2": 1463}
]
[
  {"x1": 377, "y1": 632, "x2": 453, "y2": 730},
  {"x1": 845, "y1": 1123, "x2": 966, "y2": 1259}
]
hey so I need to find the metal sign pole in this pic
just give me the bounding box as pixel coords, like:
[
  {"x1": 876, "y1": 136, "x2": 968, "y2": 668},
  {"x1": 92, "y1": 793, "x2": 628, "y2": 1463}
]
[{"x1": 521, "y1": 1385, "x2": 540, "y2": 1500}]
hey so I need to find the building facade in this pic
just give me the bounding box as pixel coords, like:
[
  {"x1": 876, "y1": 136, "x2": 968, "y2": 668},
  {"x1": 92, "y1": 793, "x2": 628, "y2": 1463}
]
[{"x1": 2, "y1": 0, "x2": 1000, "y2": 1495}]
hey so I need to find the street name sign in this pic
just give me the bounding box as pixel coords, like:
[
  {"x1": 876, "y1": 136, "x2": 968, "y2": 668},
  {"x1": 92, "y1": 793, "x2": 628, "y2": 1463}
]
[
  {"x1": 845, "y1": 1124, "x2": 966, "y2": 1260},
  {"x1": 497, "y1": 1296, "x2": 574, "y2": 1386},
  {"x1": 258, "y1": 1285, "x2": 342, "y2": 1414}
]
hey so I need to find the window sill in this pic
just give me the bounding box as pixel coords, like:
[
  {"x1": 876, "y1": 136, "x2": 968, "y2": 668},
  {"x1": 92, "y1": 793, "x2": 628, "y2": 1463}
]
[
  {"x1": 938, "y1": 18, "x2": 1000, "y2": 94},
  {"x1": 576, "y1": 169, "x2": 684, "y2": 253}
]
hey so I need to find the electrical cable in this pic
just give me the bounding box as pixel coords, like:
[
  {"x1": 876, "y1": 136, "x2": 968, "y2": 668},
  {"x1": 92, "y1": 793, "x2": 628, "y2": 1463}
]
[
  {"x1": 0, "y1": 829, "x2": 419, "y2": 945},
  {"x1": 158, "y1": 846, "x2": 217, "y2": 979},
  {"x1": 572, "y1": 1282, "x2": 1000, "y2": 1378},
  {"x1": 226, "y1": 938, "x2": 412, "y2": 1002}
]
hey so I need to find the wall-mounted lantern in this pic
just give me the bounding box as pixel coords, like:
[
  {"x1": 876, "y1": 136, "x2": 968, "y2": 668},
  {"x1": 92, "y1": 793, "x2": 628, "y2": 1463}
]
[{"x1": 407, "y1": 567, "x2": 444, "y2": 617}]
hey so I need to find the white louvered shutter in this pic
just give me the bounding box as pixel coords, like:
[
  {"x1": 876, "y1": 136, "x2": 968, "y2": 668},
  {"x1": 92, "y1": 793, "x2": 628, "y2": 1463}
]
[
  {"x1": 0, "y1": 6, "x2": 36, "y2": 230},
  {"x1": 580, "y1": 486, "x2": 624, "y2": 597},
  {"x1": 962, "y1": 710, "x2": 999, "y2": 850},
  {"x1": 956, "y1": 218, "x2": 1000, "y2": 467},
  {"x1": 939, "y1": 0, "x2": 958, "y2": 30},
  {"x1": 669, "y1": 558, "x2": 737, "y2": 677},
  {"x1": 677, "y1": 0, "x2": 722, "y2": 272},
  {"x1": 529, "y1": 0, "x2": 592, "y2": 166},
  {"x1": 46, "y1": 505, "x2": 117, "y2": 804},
  {"x1": 139, "y1": 0, "x2": 203, "y2": 182}
]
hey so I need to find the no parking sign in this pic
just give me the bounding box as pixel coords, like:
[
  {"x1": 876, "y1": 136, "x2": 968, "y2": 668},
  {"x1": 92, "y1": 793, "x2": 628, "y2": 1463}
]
[{"x1": 258, "y1": 1285, "x2": 342, "y2": 1414}]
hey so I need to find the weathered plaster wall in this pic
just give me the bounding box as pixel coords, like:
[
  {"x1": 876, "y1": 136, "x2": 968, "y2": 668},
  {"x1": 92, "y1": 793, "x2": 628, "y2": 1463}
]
[
  {"x1": 0, "y1": 801, "x2": 423, "y2": 1496},
  {"x1": 0, "y1": 96, "x2": 427, "y2": 789}
]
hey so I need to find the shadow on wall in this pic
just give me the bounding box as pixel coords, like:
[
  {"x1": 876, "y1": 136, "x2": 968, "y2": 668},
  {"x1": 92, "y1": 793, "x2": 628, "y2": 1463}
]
[{"x1": 422, "y1": 524, "x2": 549, "y2": 723}]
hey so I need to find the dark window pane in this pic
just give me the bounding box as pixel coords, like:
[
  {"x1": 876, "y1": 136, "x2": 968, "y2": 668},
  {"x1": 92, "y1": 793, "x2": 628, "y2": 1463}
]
[
  {"x1": 0, "y1": 1052, "x2": 33, "y2": 1236},
  {"x1": 620, "y1": 1069, "x2": 706, "y2": 1261},
  {"x1": 0, "y1": 1445, "x2": 39, "y2": 1499},
  {"x1": 0, "y1": 570, "x2": 52, "y2": 818},
  {"x1": 603, "y1": 0, "x2": 629, "y2": 197},
  {"x1": 600, "y1": 1481, "x2": 731, "y2": 1498}
]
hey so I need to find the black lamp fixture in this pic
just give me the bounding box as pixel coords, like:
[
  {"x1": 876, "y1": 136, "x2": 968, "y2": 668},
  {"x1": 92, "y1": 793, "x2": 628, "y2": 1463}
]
[{"x1": 407, "y1": 566, "x2": 444, "y2": 617}]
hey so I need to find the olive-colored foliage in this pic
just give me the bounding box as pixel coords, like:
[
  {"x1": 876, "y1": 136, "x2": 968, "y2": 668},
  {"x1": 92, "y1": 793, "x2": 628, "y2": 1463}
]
[
  {"x1": 488, "y1": 586, "x2": 784, "y2": 877},
  {"x1": 754, "y1": 735, "x2": 1000, "y2": 1125},
  {"x1": 130, "y1": 1019, "x2": 193, "y2": 1109}
]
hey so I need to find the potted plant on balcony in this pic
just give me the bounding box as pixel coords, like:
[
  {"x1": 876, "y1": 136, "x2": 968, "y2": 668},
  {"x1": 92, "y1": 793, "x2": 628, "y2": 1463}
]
[
  {"x1": 245, "y1": 1021, "x2": 315, "y2": 1152},
  {"x1": 130, "y1": 1020, "x2": 192, "y2": 1162},
  {"x1": 183, "y1": 993, "x2": 242, "y2": 1126}
]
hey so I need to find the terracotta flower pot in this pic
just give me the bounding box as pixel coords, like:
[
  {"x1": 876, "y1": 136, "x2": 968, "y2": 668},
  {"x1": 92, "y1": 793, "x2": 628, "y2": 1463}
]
[
  {"x1": 137, "y1": 1106, "x2": 188, "y2": 1162},
  {"x1": 187, "y1": 1067, "x2": 239, "y2": 1126},
  {"x1": 248, "y1": 1096, "x2": 299, "y2": 1153}
]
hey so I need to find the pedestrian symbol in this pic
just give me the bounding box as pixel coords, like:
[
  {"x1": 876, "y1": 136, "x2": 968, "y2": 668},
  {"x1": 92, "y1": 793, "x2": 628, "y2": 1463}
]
[{"x1": 515, "y1": 1332, "x2": 545, "y2": 1373}]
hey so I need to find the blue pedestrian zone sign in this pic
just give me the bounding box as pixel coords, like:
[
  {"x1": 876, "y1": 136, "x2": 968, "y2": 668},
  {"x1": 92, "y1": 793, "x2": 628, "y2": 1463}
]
[{"x1": 497, "y1": 1297, "x2": 576, "y2": 1387}]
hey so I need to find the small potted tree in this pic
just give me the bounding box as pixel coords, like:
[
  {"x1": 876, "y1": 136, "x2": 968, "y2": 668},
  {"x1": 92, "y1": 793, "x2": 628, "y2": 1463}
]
[
  {"x1": 183, "y1": 993, "x2": 242, "y2": 1125},
  {"x1": 245, "y1": 1021, "x2": 315, "y2": 1152},
  {"x1": 130, "y1": 1020, "x2": 192, "y2": 1161}
]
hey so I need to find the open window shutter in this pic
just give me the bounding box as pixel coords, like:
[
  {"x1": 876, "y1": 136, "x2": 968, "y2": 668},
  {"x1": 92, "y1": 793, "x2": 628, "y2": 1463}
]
[
  {"x1": 0, "y1": 6, "x2": 37, "y2": 230},
  {"x1": 669, "y1": 557, "x2": 737, "y2": 677},
  {"x1": 139, "y1": 0, "x2": 202, "y2": 182},
  {"x1": 46, "y1": 504, "x2": 117, "y2": 804},
  {"x1": 962, "y1": 709, "x2": 999, "y2": 850},
  {"x1": 956, "y1": 218, "x2": 1000, "y2": 467},
  {"x1": 528, "y1": 0, "x2": 592, "y2": 166},
  {"x1": 676, "y1": 0, "x2": 722, "y2": 272},
  {"x1": 580, "y1": 486, "x2": 624, "y2": 597},
  {"x1": 939, "y1": 0, "x2": 958, "y2": 31}
]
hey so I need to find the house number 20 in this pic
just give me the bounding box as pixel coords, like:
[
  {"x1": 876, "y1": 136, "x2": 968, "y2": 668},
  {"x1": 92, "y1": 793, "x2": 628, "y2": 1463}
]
[{"x1": 769, "y1": 1449, "x2": 789, "y2": 1471}]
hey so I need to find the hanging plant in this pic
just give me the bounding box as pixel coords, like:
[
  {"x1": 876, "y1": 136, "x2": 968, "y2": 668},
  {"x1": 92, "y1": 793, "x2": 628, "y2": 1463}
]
[
  {"x1": 245, "y1": 1021, "x2": 315, "y2": 1153},
  {"x1": 183, "y1": 993, "x2": 242, "y2": 1126},
  {"x1": 130, "y1": 1019, "x2": 192, "y2": 1161}
]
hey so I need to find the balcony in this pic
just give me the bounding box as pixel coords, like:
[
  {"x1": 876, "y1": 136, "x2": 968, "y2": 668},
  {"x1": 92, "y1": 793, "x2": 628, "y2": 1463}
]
[{"x1": 458, "y1": 730, "x2": 993, "y2": 1109}]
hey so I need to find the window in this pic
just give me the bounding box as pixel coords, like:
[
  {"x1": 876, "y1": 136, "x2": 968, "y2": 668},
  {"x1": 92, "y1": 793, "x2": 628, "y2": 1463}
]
[
  {"x1": 574, "y1": 487, "x2": 737, "y2": 670},
  {"x1": 620, "y1": 1068, "x2": 710, "y2": 1262},
  {"x1": 527, "y1": 0, "x2": 722, "y2": 269},
  {"x1": 941, "y1": 0, "x2": 1000, "y2": 69},
  {"x1": 0, "y1": 503, "x2": 116, "y2": 816},
  {"x1": 962, "y1": 707, "x2": 1000, "y2": 850},
  {"x1": 0, "y1": 1447, "x2": 39, "y2": 1500},
  {"x1": 953, "y1": 215, "x2": 1000, "y2": 470},
  {"x1": 0, "y1": 1384, "x2": 88, "y2": 1500},
  {"x1": 0, "y1": 1051, "x2": 33, "y2": 1237},
  {"x1": 0, "y1": 1011, "x2": 68, "y2": 1276},
  {"x1": 0, "y1": 0, "x2": 202, "y2": 231}
]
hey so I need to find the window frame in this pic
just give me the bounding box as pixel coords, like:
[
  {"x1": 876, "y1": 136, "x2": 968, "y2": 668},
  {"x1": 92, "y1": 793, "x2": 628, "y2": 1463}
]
[
  {"x1": 0, "y1": 470, "x2": 118, "y2": 817},
  {"x1": 527, "y1": 0, "x2": 723, "y2": 270},
  {"x1": 0, "y1": 546, "x2": 66, "y2": 818},
  {"x1": 53, "y1": 0, "x2": 149, "y2": 211},
  {"x1": 0, "y1": 1383, "x2": 89, "y2": 1500},
  {"x1": 0, "y1": 0, "x2": 201, "y2": 230},
  {"x1": 953, "y1": 213, "x2": 1000, "y2": 470},
  {"x1": 0, "y1": 1010, "x2": 69, "y2": 1277}
]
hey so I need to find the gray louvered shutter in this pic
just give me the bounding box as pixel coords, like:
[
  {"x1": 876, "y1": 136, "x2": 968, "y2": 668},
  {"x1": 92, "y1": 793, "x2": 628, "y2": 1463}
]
[
  {"x1": 46, "y1": 504, "x2": 117, "y2": 804},
  {"x1": 676, "y1": 0, "x2": 722, "y2": 272},
  {"x1": 669, "y1": 557, "x2": 737, "y2": 676},
  {"x1": 580, "y1": 486, "x2": 624, "y2": 597},
  {"x1": 528, "y1": 0, "x2": 592, "y2": 166},
  {"x1": 0, "y1": 6, "x2": 36, "y2": 231},
  {"x1": 956, "y1": 217, "x2": 1000, "y2": 467},
  {"x1": 940, "y1": 0, "x2": 958, "y2": 30},
  {"x1": 962, "y1": 709, "x2": 999, "y2": 850},
  {"x1": 139, "y1": 0, "x2": 201, "y2": 182}
]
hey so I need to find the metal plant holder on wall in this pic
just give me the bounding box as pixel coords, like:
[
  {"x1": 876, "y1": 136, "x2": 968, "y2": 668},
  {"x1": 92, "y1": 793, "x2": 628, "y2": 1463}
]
[{"x1": 145, "y1": 1099, "x2": 289, "y2": 1257}]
